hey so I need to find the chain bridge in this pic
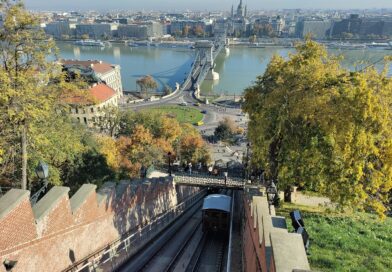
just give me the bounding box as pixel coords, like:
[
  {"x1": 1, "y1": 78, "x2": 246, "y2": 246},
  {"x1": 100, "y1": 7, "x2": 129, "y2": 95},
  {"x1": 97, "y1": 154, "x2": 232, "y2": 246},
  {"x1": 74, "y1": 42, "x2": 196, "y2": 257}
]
[{"x1": 190, "y1": 36, "x2": 228, "y2": 94}]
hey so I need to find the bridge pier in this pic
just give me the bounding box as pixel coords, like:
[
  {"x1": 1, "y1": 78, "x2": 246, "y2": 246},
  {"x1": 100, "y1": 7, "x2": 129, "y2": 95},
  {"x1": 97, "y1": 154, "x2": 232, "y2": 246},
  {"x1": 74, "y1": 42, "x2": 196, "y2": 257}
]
[{"x1": 205, "y1": 68, "x2": 220, "y2": 81}]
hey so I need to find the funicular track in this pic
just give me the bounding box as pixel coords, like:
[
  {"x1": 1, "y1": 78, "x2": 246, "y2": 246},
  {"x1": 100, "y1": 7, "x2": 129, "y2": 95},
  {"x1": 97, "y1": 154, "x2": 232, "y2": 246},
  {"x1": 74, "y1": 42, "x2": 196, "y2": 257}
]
[{"x1": 132, "y1": 190, "x2": 233, "y2": 272}]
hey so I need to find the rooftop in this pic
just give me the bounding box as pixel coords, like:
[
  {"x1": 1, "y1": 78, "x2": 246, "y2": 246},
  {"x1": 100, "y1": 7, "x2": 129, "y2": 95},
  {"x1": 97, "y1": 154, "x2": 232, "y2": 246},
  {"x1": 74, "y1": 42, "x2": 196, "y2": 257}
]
[{"x1": 60, "y1": 59, "x2": 115, "y2": 74}]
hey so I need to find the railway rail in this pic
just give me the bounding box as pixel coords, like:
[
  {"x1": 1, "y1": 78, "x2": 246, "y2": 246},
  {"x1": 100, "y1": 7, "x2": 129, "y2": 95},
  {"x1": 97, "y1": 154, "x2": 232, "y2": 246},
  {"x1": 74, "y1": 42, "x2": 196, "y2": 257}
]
[{"x1": 131, "y1": 190, "x2": 233, "y2": 272}]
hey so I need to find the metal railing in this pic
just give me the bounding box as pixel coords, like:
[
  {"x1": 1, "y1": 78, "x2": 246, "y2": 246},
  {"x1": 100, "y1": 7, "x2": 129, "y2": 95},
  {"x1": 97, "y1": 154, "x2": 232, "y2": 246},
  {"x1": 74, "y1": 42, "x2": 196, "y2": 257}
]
[{"x1": 63, "y1": 189, "x2": 207, "y2": 272}]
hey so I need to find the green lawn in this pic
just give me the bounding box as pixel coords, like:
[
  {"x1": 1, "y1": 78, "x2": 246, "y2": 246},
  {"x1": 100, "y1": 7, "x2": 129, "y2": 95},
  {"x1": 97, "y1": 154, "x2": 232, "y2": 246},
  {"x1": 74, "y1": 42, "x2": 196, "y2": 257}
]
[
  {"x1": 277, "y1": 203, "x2": 392, "y2": 272},
  {"x1": 142, "y1": 105, "x2": 203, "y2": 124}
]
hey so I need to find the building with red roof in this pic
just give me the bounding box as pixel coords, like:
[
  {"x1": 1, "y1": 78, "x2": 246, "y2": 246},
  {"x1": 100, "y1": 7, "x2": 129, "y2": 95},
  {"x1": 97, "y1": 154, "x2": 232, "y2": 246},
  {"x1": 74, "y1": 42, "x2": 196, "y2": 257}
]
[
  {"x1": 60, "y1": 59, "x2": 123, "y2": 98},
  {"x1": 67, "y1": 83, "x2": 118, "y2": 128}
]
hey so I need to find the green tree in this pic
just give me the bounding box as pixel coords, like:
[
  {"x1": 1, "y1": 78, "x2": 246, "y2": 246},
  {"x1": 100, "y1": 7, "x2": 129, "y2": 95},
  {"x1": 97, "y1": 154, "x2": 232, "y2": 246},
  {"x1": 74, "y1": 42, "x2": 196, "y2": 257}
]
[
  {"x1": 93, "y1": 106, "x2": 122, "y2": 137},
  {"x1": 243, "y1": 39, "x2": 392, "y2": 218},
  {"x1": 0, "y1": 1, "x2": 89, "y2": 189},
  {"x1": 0, "y1": 1, "x2": 59, "y2": 189}
]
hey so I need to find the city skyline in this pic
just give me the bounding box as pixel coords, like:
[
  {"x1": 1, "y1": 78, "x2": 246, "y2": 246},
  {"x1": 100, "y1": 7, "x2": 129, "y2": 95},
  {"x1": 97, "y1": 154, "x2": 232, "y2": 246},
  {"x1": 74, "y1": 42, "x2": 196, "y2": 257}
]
[{"x1": 24, "y1": 0, "x2": 392, "y2": 11}]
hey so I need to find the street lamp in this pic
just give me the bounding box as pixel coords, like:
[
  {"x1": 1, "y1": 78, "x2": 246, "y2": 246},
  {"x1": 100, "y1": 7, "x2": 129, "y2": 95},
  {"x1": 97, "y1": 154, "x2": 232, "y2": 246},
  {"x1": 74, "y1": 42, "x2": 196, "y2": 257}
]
[
  {"x1": 245, "y1": 143, "x2": 250, "y2": 180},
  {"x1": 35, "y1": 161, "x2": 49, "y2": 181},
  {"x1": 30, "y1": 161, "x2": 49, "y2": 205},
  {"x1": 167, "y1": 152, "x2": 172, "y2": 176},
  {"x1": 3, "y1": 259, "x2": 17, "y2": 271},
  {"x1": 266, "y1": 181, "x2": 277, "y2": 206}
]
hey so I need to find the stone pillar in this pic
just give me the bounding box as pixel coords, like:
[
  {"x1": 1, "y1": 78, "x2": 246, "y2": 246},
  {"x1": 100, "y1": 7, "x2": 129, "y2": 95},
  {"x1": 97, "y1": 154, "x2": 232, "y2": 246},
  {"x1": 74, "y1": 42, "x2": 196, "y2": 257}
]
[
  {"x1": 205, "y1": 68, "x2": 220, "y2": 81},
  {"x1": 195, "y1": 84, "x2": 201, "y2": 99}
]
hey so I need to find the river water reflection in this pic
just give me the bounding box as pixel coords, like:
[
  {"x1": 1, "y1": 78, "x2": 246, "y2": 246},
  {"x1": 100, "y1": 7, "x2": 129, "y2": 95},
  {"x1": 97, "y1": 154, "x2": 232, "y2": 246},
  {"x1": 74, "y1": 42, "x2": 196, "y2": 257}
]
[{"x1": 56, "y1": 42, "x2": 392, "y2": 95}]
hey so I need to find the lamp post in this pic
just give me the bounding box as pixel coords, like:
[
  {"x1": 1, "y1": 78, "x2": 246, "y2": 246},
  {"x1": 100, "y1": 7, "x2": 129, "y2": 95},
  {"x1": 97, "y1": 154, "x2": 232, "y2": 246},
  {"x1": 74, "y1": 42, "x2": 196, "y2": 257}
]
[
  {"x1": 30, "y1": 161, "x2": 49, "y2": 205},
  {"x1": 35, "y1": 161, "x2": 49, "y2": 181},
  {"x1": 266, "y1": 181, "x2": 277, "y2": 206},
  {"x1": 245, "y1": 143, "x2": 250, "y2": 180},
  {"x1": 167, "y1": 152, "x2": 172, "y2": 176},
  {"x1": 3, "y1": 259, "x2": 17, "y2": 271}
]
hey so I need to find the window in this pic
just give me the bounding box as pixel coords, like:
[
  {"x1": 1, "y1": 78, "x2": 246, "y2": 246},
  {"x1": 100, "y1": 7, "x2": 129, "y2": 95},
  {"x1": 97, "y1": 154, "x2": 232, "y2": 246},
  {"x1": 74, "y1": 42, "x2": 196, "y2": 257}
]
[
  {"x1": 91, "y1": 107, "x2": 94, "y2": 113},
  {"x1": 84, "y1": 117, "x2": 87, "y2": 124},
  {"x1": 75, "y1": 108, "x2": 79, "y2": 114}
]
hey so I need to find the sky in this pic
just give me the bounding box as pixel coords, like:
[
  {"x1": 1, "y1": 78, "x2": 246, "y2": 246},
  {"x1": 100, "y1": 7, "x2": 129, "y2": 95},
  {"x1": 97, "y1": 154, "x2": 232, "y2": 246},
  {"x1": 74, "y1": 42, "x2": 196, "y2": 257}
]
[{"x1": 24, "y1": 0, "x2": 392, "y2": 11}]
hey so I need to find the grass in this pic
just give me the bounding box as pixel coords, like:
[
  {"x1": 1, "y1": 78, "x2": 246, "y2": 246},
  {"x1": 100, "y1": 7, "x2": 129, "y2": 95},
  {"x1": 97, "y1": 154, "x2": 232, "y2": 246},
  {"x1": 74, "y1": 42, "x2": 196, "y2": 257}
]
[
  {"x1": 142, "y1": 105, "x2": 204, "y2": 124},
  {"x1": 277, "y1": 203, "x2": 392, "y2": 272}
]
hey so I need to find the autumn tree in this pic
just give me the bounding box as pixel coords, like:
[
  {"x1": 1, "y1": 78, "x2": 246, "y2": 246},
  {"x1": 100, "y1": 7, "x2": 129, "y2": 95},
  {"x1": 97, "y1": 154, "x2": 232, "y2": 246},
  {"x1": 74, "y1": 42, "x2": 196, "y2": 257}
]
[
  {"x1": 136, "y1": 75, "x2": 157, "y2": 98},
  {"x1": 0, "y1": 1, "x2": 60, "y2": 188},
  {"x1": 243, "y1": 39, "x2": 392, "y2": 218},
  {"x1": 214, "y1": 117, "x2": 239, "y2": 142},
  {"x1": 182, "y1": 25, "x2": 191, "y2": 37},
  {"x1": 0, "y1": 1, "x2": 90, "y2": 189},
  {"x1": 194, "y1": 25, "x2": 205, "y2": 37}
]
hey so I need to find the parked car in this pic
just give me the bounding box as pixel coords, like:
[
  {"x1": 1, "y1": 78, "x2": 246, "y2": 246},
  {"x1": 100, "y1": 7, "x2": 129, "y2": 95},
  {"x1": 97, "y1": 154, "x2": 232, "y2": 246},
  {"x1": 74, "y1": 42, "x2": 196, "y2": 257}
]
[
  {"x1": 179, "y1": 101, "x2": 188, "y2": 106},
  {"x1": 201, "y1": 110, "x2": 207, "y2": 114}
]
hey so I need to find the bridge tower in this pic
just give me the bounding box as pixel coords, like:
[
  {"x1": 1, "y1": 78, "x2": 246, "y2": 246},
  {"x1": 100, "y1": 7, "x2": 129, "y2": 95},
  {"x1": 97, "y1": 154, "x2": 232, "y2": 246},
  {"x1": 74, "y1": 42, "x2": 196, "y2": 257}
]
[{"x1": 194, "y1": 40, "x2": 219, "y2": 81}]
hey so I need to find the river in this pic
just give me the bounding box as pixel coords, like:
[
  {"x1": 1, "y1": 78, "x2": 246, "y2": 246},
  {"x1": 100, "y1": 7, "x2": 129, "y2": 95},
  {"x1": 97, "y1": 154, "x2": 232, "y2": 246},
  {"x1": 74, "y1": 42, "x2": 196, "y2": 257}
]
[{"x1": 56, "y1": 41, "x2": 392, "y2": 95}]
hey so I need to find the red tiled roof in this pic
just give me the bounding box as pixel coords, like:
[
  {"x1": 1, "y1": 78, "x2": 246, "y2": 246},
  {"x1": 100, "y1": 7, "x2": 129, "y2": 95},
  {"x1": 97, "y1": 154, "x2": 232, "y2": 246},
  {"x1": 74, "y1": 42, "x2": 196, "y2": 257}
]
[
  {"x1": 90, "y1": 83, "x2": 116, "y2": 103},
  {"x1": 62, "y1": 83, "x2": 116, "y2": 105},
  {"x1": 60, "y1": 59, "x2": 114, "y2": 74}
]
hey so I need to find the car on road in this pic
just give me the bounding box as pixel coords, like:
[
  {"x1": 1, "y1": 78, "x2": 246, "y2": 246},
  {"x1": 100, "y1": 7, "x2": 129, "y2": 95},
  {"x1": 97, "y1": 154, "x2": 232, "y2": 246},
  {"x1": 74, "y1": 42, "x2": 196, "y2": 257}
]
[
  {"x1": 194, "y1": 102, "x2": 201, "y2": 106},
  {"x1": 179, "y1": 102, "x2": 188, "y2": 106},
  {"x1": 201, "y1": 110, "x2": 207, "y2": 114},
  {"x1": 195, "y1": 121, "x2": 204, "y2": 126}
]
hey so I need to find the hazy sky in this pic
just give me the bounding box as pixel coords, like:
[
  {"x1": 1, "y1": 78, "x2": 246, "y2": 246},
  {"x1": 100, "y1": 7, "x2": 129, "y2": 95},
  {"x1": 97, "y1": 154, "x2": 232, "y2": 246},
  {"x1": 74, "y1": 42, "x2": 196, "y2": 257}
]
[{"x1": 24, "y1": 0, "x2": 392, "y2": 11}]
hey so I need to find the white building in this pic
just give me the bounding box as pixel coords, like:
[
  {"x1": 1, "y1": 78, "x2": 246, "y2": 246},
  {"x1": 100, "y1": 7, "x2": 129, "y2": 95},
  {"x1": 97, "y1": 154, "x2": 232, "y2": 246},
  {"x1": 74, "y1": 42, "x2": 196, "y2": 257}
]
[{"x1": 61, "y1": 60, "x2": 123, "y2": 97}]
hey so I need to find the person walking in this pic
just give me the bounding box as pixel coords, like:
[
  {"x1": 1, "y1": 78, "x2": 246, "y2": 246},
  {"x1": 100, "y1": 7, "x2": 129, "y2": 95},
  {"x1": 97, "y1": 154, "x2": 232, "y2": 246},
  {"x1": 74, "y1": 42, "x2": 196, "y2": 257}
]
[{"x1": 188, "y1": 162, "x2": 192, "y2": 175}]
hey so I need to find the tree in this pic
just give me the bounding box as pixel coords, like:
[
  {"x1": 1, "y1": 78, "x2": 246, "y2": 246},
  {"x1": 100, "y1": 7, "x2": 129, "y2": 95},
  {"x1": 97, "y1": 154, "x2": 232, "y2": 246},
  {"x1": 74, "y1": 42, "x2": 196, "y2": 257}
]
[
  {"x1": 179, "y1": 134, "x2": 210, "y2": 164},
  {"x1": 243, "y1": 39, "x2": 392, "y2": 218},
  {"x1": 94, "y1": 106, "x2": 122, "y2": 137},
  {"x1": 249, "y1": 34, "x2": 257, "y2": 43},
  {"x1": 0, "y1": 1, "x2": 59, "y2": 189},
  {"x1": 0, "y1": 1, "x2": 90, "y2": 189},
  {"x1": 214, "y1": 117, "x2": 238, "y2": 141},
  {"x1": 136, "y1": 75, "x2": 157, "y2": 98},
  {"x1": 163, "y1": 85, "x2": 173, "y2": 96},
  {"x1": 194, "y1": 25, "x2": 205, "y2": 37},
  {"x1": 182, "y1": 25, "x2": 190, "y2": 37},
  {"x1": 81, "y1": 34, "x2": 89, "y2": 40}
]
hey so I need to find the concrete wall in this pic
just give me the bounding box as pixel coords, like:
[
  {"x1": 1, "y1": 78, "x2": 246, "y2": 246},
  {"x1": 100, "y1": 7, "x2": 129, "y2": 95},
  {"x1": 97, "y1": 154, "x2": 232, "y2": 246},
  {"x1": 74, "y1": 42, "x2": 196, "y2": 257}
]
[
  {"x1": 242, "y1": 192, "x2": 311, "y2": 272},
  {"x1": 0, "y1": 178, "x2": 199, "y2": 272}
]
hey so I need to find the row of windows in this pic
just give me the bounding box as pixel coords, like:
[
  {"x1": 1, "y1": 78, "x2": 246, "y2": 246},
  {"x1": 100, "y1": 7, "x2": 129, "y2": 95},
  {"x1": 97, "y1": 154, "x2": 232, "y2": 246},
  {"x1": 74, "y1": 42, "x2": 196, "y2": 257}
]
[{"x1": 70, "y1": 98, "x2": 118, "y2": 114}]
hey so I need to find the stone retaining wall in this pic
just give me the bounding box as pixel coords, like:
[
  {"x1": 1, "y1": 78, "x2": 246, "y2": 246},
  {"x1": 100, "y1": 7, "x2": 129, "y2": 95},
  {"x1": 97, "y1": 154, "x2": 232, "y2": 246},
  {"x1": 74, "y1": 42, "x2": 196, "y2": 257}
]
[
  {"x1": 242, "y1": 188, "x2": 311, "y2": 272},
  {"x1": 0, "y1": 177, "x2": 199, "y2": 272}
]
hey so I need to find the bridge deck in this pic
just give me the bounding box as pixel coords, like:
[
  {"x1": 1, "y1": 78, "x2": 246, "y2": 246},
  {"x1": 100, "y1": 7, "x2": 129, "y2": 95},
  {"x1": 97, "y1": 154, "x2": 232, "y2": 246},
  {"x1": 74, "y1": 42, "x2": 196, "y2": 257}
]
[{"x1": 174, "y1": 173, "x2": 244, "y2": 189}]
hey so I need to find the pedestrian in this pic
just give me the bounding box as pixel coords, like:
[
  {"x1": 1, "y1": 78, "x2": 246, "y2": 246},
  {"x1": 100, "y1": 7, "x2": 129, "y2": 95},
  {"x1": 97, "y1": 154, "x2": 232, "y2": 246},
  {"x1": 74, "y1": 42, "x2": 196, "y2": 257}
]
[{"x1": 188, "y1": 162, "x2": 192, "y2": 175}]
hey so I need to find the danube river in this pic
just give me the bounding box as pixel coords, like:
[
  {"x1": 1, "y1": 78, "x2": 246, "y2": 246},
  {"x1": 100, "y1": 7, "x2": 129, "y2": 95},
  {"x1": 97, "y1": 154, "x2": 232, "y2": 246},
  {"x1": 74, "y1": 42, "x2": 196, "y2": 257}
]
[{"x1": 56, "y1": 41, "x2": 392, "y2": 95}]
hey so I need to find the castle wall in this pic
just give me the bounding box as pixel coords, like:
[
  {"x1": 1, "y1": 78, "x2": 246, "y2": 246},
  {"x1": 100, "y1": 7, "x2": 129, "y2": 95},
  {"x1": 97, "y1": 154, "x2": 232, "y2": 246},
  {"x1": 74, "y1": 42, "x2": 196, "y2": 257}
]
[{"x1": 0, "y1": 177, "x2": 199, "y2": 272}]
